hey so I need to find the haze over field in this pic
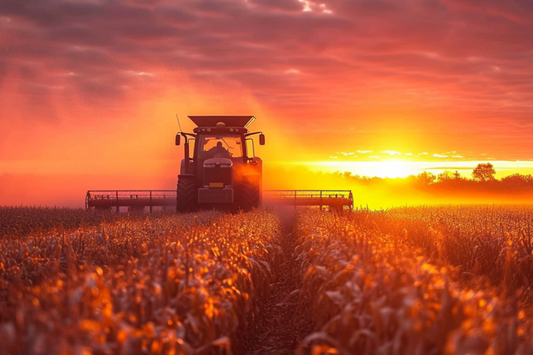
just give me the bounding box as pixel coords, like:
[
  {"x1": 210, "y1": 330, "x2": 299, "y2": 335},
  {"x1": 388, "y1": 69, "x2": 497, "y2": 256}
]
[{"x1": 1, "y1": 0, "x2": 533, "y2": 207}]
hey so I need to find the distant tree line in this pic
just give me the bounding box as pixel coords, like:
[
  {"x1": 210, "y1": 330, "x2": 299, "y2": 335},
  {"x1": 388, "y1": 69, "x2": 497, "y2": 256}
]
[{"x1": 336, "y1": 163, "x2": 533, "y2": 197}]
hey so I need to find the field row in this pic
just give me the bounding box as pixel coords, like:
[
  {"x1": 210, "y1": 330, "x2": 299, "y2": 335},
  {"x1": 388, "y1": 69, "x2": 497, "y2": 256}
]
[
  {"x1": 1, "y1": 209, "x2": 282, "y2": 354},
  {"x1": 1, "y1": 206, "x2": 533, "y2": 354},
  {"x1": 294, "y1": 209, "x2": 533, "y2": 355},
  {"x1": 0, "y1": 206, "x2": 141, "y2": 238}
]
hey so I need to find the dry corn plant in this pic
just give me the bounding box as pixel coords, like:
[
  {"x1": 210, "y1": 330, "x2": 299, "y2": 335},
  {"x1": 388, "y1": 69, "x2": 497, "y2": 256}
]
[
  {"x1": 294, "y1": 209, "x2": 533, "y2": 355},
  {"x1": 373, "y1": 206, "x2": 533, "y2": 294},
  {"x1": 0, "y1": 208, "x2": 282, "y2": 355},
  {"x1": 0, "y1": 206, "x2": 141, "y2": 239}
]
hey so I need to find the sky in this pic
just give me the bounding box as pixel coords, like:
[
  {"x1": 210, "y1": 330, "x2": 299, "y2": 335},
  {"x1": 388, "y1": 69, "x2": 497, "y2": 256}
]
[{"x1": 1, "y1": 0, "x2": 533, "y2": 206}]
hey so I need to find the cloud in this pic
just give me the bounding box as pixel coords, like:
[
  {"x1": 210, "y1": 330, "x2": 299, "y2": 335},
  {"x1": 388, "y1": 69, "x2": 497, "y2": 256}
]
[
  {"x1": 381, "y1": 150, "x2": 401, "y2": 156},
  {"x1": 250, "y1": 0, "x2": 303, "y2": 12},
  {"x1": 1, "y1": 0, "x2": 533, "y2": 161}
]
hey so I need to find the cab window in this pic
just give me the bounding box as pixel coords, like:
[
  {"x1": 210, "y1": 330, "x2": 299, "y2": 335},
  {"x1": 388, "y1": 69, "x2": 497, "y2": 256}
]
[{"x1": 200, "y1": 135, "x2": 243, "y2": 158}]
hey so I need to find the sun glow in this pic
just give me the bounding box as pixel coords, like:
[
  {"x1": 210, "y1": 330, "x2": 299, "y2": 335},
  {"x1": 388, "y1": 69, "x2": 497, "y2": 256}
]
[
  {"x1": 297, "y1": 159, "x2": 533, "y2": 181},
  {"x1": 375, "y1": 160, "x2": 411, "y2": 178},
  {"x1": 301, "y1": 160, "x2": 415, "y2": 179}
]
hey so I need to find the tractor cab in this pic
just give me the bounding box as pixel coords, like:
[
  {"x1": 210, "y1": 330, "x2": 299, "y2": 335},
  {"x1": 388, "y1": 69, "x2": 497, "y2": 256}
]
[
  {"x1": 192, "y1": 121, "x2": 247, "y2": 178},
  {"x1": 175, "y1": 116, "x2": 265, "y2": 212}
]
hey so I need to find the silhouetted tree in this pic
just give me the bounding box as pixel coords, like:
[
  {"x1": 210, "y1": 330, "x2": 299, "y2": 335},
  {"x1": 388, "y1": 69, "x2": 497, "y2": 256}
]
[
  {"x1": 501, "y1": 173, "x2": 533, "y2": 185},
  {"x1": 454, "y1": 170, "x2": 461, "y2": 180},
  {"x1": 472, "y1": 163, "x2": 496, "y2": 181},
  {"x1": 438, "y1": 170, "x2": 454, "y2": 182},
  {"x1": 416, "y1": 171, "x2": 436, "y2": 185}
]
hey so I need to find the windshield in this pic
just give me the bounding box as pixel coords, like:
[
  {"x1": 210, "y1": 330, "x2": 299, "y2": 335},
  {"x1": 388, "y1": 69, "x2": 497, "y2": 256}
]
[{"x1": 200, "y1": 135, "x2": 243, "y2": 159}]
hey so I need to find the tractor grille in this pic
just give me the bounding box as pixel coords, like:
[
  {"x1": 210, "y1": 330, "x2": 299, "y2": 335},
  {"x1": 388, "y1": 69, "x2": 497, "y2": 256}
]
[{"x1": 203, "y1": 158, "x2": 233, "y2": 187}]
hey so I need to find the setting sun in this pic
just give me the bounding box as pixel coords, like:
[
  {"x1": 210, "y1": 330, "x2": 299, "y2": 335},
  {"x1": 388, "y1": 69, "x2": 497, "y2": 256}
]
[{"x1": 374, "y1": 160, "x2": 411, "y2": 179}]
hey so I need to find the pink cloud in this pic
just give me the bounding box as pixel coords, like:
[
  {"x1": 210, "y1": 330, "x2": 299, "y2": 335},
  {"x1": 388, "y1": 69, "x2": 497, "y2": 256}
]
[{"x1": 1, "y1": 0, "x2": 533, "y2": 161}]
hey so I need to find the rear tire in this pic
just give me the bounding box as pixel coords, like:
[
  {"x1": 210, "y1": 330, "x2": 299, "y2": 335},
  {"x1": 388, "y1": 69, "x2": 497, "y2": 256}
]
[
  {"x1": 236, "y1": 176, "x2": 261, "y2": 212},
  {"x1": 177, "y1": 175, "x2": 197, "y2": 213}
]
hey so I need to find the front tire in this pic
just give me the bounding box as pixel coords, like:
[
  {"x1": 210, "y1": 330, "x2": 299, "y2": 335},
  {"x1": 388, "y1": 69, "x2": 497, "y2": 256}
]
[
  {"x1": 236, "y1": 175, "x2": 261, "y2": 212},
  {"x1": 177, "y1": 175, "x2": 197, "y2": 213}
]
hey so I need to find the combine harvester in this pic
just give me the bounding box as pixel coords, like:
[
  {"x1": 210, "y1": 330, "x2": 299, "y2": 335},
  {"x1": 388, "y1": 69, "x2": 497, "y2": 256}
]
[{"x1": 86, "y1": 116, "x2": 353, "y2": 212}]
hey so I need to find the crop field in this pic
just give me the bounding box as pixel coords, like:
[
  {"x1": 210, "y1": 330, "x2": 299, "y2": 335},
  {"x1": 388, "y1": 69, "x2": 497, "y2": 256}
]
[{"x1": 1, "y1": 206, "x2": 533, "y2": 355}]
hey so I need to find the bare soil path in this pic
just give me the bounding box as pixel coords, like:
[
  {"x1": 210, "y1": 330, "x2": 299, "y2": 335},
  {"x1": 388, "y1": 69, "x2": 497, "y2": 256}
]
[{"x1": 243, "y1": 215, "x2": 311, "y2": 355}]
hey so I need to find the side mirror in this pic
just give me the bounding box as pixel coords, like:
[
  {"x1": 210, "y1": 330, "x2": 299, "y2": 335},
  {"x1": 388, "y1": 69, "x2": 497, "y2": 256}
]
[
  {"x1": 175, "y1": 134, "x2": 181, "y2": 146},
  {"x1": 259, "y1": 133, "x2": 265, "y2": 145}
]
